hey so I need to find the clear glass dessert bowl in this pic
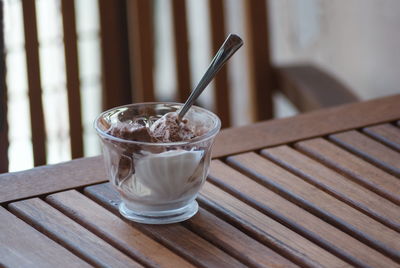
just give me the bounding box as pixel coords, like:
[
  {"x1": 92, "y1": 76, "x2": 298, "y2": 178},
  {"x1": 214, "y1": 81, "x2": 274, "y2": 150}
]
[{"x1": 94, "y1": 102, "x2": 221, "y2": 224}]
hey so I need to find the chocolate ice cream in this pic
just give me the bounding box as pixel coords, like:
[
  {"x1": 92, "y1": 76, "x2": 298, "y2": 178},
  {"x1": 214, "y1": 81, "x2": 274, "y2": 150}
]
[
  {"x1": 108, "y1": 122, "x2": 153, "y2": 142},
  {"x1": 107, "y1": 112, "x2": 197, "y2": 143},
  {"x1": 150, "y1": 112, "x2": 196, "y2": 142}
]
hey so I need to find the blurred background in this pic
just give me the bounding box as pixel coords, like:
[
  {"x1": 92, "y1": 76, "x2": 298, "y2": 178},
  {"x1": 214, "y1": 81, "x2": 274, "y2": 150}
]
[{"x1": 2, "y1": 0, "x2": 399, "y2": 172}]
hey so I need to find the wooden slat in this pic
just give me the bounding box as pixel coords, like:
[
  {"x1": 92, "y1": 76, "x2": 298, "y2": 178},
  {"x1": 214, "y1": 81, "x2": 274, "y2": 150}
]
[
  {"x1": 61, "y1": 0, "x2": 83, "y2": 158},
  {"x1": 99, "y1": 0, "x2": 132, "y2": 109},
  {"x1": 295, "y1": 138, "x2": 400, "y2": 206},
  {"x1": 213, "y1": 94, "x2": 400, "y2": 158},
  {"x1": 84, "y1": 183, "x2": 247, "y2": 267},
  {"x1": 0, "y1": 207, "x2": 90, "y2": 267},
  {"x1": 183, "y1": 207, "x2": 298, "y2": 268},
  {"x1": 22, "y1": 0, "x2": 46, "y2": 166},
  {"x1": 0, "y1": 156, "x2": 105, "y2": 204},
  {"x1": 276, "y1": 64, "x2": 358, "y2": 112},
  {"x1": 0, "y1": 0, "x2": 8, "y2": 173},
  {"x1": 227, "y1": 153, "x2": 400, "y2": 262},
  {"x1": 209, "y1": 0, "x2": 230, "y2": 127},
  {"x1": 8, "y1": 198, "x2": 142, "y2": 267},
  {"x1": 200, "y1": 184, "x2": 349, "y2": 268},
  {"x1": 363, "y1": 123, "x2": 400, "y2": 152},
  {"x1": 244, "y1": 0, "x2": 273, "y2": 120},
  {"x1": 126, "y1": 0, "x2": 155, "y2": 102},
  {"x1": 262, "y1": 146, "x2": 400, "y2": 231},
  {"x1": 330, "y1": 130, "x2": 400, "y2": 177},
  {"x1": 171, "y1": 0, "x2": 191, "y2": 103},
  {"x1": 83, "y1": 182, "x2": 314, "y2": 267},
  {"x1": 2, "y1": 96, "x2": 400, "y2": 204},
  {"x1": 46, "y1": 190, "x2": 194, "y2": 268},
  {"x1": 208, "y1": 160, "x2": 399, "y2": 267},
  {"x1": 197, "y1": 195, "x2": 323, "y2": 268}
]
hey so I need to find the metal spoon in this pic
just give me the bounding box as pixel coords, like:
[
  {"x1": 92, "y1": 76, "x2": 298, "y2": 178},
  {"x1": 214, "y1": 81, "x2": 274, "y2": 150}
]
[{"x1": 178, "y1": 34, "x2": 243, "y2": 120}]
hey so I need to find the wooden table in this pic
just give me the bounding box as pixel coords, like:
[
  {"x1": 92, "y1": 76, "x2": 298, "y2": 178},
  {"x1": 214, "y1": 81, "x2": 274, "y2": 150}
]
[{"x1": 1, "y1": 95, "x2": 400, "y2": 267}]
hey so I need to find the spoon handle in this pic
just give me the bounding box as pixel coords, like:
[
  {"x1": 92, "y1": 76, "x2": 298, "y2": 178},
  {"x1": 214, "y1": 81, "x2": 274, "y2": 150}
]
[{"x1": 178, "y1": 34, "x2": 243, "y2": 119}]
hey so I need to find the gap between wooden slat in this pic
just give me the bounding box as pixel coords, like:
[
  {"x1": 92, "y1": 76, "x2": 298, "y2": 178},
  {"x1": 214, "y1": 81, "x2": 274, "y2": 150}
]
[
  {"x1": 83, "y1": 182, "x2": 330, "y2": 268},
  {"x1": 200, "y1": 179, "x2": 370, "y2": 267},
  {"x1": 223, "y1": 155, "x2": 400, "y2": 263},
  {"x1": 0, "y1": 206, "x2": 91, "y2": 267},
  {"x1": 294, "y1": 137, "x2": 400, "y2": 206},
  {"x1": 182, "y1": 206, "x2": 299, "y2": 268},
  {"x1": 206, "y1": 175, "x2": 387, "y2": 267},
  {"x1": 22, "y1": 0, "x2": 47, "y2": 166},
  {"x1": 207, "y1": 162, "x2": 395, "y2": 266},
  {"x1": 45, "y1": 190, "x2": 194, "y2": 268},
  {"x1": 329, "y1": 130, "x2": 400, "y2": 178},
  {"x1": 196, "y1": 196, "x2": 322, "y2": 268},
  {"x1": 363, "y1": 123, "x2": 400, "y2": 153},
  {"x1": 83, "y1": 183, "x2": 247, "y2": 268},
  {"x1": 81, "y1": 182, "x2": 305, "y2": 268},
  {"x1": 260, "y1": 146, "x2": 400, "y2": 232},
  {"x1": 8, "y1": 197, "x2": 142, "y2": 267}
]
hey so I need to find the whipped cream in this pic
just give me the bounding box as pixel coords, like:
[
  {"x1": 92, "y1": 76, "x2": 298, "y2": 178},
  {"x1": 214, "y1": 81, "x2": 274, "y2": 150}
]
[{"x1": 120, "y1": 149, "x2": 204, "y2": 202}]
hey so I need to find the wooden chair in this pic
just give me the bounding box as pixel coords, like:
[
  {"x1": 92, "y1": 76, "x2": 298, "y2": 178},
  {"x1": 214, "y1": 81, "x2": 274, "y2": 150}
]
[
  {"x1": 0, "y1": 0, "x2": 357, "y2": 173},
  {"x1": 122, "y1": 0, "x2": 358, "y2": 124}
]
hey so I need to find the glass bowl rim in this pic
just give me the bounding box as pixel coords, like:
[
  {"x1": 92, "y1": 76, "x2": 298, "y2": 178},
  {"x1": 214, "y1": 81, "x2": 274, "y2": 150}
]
[{"x1": 94, "y1": 102, "x2": 221, "y2": 146}]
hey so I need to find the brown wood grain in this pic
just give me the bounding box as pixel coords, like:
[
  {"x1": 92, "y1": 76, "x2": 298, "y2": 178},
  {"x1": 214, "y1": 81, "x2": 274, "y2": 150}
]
[
  {"x1": 262, "y1": 146, "x2": 400, "y2": 231},
  {"x1": 244, "y1": 0, "x2": 274, "y2": 120},
  {"x1": 61, "y1": 0, "x2": 84, "y2": 159},
  {"x1": 0, "y1": 0, "x2": 7, "y2": 173},
  {"x1": 197, "y1": 195, "x2": 324, "y2": 268},
  {"x1": 202, "y1": 183, "x2": 350, "y2": 267},
  {"x1": 227, "y1": 153, "x2": 400, "y2": 262},
  {"x1": 8, "y1": 198, "x2": 141, "y2": 267},
  {"x1": 84, "y1": 183, "x2": 247, "y2": 268},
  {"x1": 2, "y1": 96, "x2": 400, "y2": 204},
  {"x1": 213, "y1": 94, "x2": 400, "y2": 158},
  {"x1": 276, "y1": 64, "x2": 358, "y2": 112},
  {"x1": 363, "y1": 123, "x2": 400, "y2": 152},
  {"x1": 330, "y1": 130, "x2": 400, "y2": 177},
  {"x1": 126, "y1": 0, "x2": 155, "y2": 102},
  {"x1": 46, "y1": 190, "x2": 194, "y2": 268},
  {"x1": 200, "y1": 183, "x2": 351, "y2": 267},
  {"x1": 0, "y1": 156, "x2": 105, "y2": 204},
  {"x1": 22, "y1": 0, "x2": 46, "y2": 166},
  {"x1": 209, "y1": 0, "x2": 230, "y2": 127},
  {"x1": 184, "y1": 206, "x2": 298, "y2": 268},
  {"x1": 99, "y1": 0, "x2": 132, "y2": 109},
  {"x1": 171, "y1": 0, "x2": 192, "y2": 103},
  {"x1": 0, "y1": 207, "x2": 90, "y2": 267},
  {"x1": 295, "y1": 138, "x2": 400, "y2": 206},
  {"x1": 208, "y1": 160, "x2": 399, "y2": 267}
]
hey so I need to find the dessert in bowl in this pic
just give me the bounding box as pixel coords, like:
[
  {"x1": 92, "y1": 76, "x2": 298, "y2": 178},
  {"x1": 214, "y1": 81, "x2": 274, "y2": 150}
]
[{"x1": 95, "y1": 102, "x2": 220, "y2": 224}]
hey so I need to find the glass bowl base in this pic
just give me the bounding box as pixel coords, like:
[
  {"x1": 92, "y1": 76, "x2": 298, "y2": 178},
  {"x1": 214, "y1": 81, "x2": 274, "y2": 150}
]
[{"x1": 119, "y1": 200, "x2": 199, "y2": 224}]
